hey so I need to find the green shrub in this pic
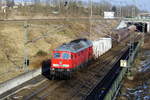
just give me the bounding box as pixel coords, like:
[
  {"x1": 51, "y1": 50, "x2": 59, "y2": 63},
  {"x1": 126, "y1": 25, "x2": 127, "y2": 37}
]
[{"x1": 36, "y1": 50, "x2": 47, "y2": 56}]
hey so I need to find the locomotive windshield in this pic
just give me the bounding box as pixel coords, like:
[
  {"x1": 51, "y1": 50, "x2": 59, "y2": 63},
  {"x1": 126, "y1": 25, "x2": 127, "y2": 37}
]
[
  {"x1": 54, "y1": 53, "x2": 70, "y2": 59},
  {"x1": 54, "y1": 53, "x2": 60, "y2": 58},
  {"x1": 62, "y1": 53, "x2": 70, "y2": 59}
]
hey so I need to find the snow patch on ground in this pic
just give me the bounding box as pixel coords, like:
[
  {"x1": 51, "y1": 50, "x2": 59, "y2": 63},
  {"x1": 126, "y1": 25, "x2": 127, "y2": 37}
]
[
  {"x1": 139, "y1": 61, "x2": 150, "y2": 72},
  {"x1": 126, "y1": 82, "x2": 150, "y2": 100},
  {"x1": 126, "y1": 51, "x2": 150, "y2": 99},
  {"x1": 139, "y1": 51, "x2": 150, "y2": 72}
]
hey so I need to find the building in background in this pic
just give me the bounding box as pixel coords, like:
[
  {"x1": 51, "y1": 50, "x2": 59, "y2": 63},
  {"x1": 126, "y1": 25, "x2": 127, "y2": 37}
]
[
  {"x1": 104, "y1": 11, "x2": 115, "y2": 19},
  {"x1": 138, "y1": 13, "x2": 150, "y2": 19}
]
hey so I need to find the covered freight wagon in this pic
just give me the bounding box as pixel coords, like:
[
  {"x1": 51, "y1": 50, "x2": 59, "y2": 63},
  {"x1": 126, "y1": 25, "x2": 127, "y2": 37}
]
[{"x1": 92, "y1": 38, "x2": 112, "y2": 59}]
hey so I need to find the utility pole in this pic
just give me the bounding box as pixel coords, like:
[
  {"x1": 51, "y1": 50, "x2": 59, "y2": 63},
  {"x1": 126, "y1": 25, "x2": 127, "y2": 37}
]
[
  {"x1": 116, "y1": 2, "x2": 121, "y2": 18},
  {"x1": 129, "y1": 0, "x2": 136, "y2": 66},
  {"x1": 89, "y1": 0, "x2": 92, "y2": 39},
  {"x1": 141, "y1": 21, "x2": 145, "y2": 46},
  {"x1": 129, "y1": 24, "x2": 134, "y2": 66},
  {"x1": 119, "y1": 1, "x2": 123, "y2": 18},
  {"x1": 127, "y1": 0, "x2": 136, "y2": 78},
  {"x1": 132, "y1": 7, "x2": 135, "y2": 18},
  {"x1": 23, "y1": 21, "x2": 29, "y2": 71}
]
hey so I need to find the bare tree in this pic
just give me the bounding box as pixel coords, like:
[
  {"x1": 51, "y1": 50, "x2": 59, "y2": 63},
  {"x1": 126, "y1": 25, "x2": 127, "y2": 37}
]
[
  {"x1": 45, "y1": 0, "x2": 50, "y2": 6},
  {"x1": 0, "y1": 0, "x2": 2, "y2": 6},
  {"x1": 6, "y1": 0, "x2": 14, "y2": 7},
  {"x1": 34, "y1": 0, "x2": 40, "y2": 5}
]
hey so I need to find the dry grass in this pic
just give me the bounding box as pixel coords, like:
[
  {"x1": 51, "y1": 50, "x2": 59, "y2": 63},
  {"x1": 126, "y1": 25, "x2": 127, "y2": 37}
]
[
  {"x1": 0, "y1": 19, "x2": 119, "y2": 83},
  {"x1": 142, "y1": 34, "x2": 150, "y2": 49},
  {"x1": 29, "y1": 55, "x2": 49, "y2": 70}
]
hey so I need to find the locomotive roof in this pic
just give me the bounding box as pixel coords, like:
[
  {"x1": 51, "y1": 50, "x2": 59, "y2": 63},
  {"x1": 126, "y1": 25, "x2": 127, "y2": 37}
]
[{"x1": 55, "y1": 38, "x2": 92, "y2": 53}]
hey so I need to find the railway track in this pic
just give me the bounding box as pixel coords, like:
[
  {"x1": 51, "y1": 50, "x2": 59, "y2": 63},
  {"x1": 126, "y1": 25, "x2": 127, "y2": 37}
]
[
  {"x1": 86, "y1": 42, "x2": 139, "y2": 100},
  {"x1": 7, "y1": 43, "x2": 127, "y2": 100},
  {"x1": 2, "y1": 32, "x2": 142, "y2": 100},
  {"x1": 40, "y1": 45, "x2": 127, "y2": 100},
  {"x1": 86, "y1": 48, "x2": 130, "y2": 100}
]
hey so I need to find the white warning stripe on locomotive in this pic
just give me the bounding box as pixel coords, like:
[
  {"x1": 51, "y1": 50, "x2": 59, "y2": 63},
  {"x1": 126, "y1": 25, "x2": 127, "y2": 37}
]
[
  {"x1": 92, "y1": 38, "x2": 112, "y2": 59},
  {"x1": 53, "y1": 64, "x2": 69, "y2": 67}
]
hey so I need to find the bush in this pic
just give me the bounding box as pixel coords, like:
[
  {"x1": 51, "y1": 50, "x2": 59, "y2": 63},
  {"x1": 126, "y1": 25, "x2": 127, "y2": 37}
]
[{"x1": 36, "y1": 50, "x2": 47, "y2": 56}]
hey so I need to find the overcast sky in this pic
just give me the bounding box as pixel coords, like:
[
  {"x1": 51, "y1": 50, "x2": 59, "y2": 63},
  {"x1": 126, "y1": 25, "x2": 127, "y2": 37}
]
[{"x1": 15, "y1": 0, "x2": 150, "y2": 12}]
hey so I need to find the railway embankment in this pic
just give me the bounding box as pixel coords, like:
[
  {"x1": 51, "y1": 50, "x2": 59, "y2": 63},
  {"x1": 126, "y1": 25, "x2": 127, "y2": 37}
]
[
  {"x1": 0, "y1": 19, "x2": 118, "y2": 83},
  {"x1": 118, "y1": 34, "x2": 150, "y2": 100}
]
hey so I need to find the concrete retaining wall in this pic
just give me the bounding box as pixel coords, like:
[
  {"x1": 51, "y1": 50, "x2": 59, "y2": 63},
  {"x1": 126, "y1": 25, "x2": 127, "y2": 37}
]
[{"x1": 0, "y1": 68, "x2": 41, "y2": 95}]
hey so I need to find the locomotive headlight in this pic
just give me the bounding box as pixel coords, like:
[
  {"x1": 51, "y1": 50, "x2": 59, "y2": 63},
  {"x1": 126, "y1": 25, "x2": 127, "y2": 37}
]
[
  {"x1": 51, "y1": 68, "x2": 55, "y2": 70},
  {"x1": 53, "y1": 64, "x2": 59, "y2": 67},
  {"x1": 62, "y1": 64, "x2": 69, "y2": 67}
]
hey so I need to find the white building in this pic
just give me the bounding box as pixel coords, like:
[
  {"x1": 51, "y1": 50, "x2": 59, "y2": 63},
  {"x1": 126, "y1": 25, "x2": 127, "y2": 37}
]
[
  {"x1": 15, "y1": 1, "x2": 34, "y2": 6},
  {"x1": 138, "y1": 13, "x2": 150, "y2": 19},
  {"x1": 104, "y1": 12, "x2": 115, "y2": 19}
]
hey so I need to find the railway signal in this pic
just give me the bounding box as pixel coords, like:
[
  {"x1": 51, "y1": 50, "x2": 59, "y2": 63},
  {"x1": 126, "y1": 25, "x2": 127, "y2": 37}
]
[
  {"x1": 64, "y1": 1, "x2": 68, "y2": 6},
  {"x1": 120, "y1": 60, "x2": 128, "y2": 67}
]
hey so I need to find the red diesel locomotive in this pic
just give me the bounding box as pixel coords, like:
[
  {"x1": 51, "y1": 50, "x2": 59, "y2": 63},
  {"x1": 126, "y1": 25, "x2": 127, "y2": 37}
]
[{"x1": 50, "y1": 38, "x2": 93, "y2": 77}]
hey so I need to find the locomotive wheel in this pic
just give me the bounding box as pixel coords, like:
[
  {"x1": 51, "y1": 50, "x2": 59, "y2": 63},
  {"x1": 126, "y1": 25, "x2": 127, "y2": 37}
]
[
  {"x1": 50, "y1": 70, "x2": 57, "y2": 80},
  {"x1": 51, "y1": 75, "x2": 55, "y2": 80},
  {"x1": 50, "y1": 70, "x2": 72, "y2": 80}
]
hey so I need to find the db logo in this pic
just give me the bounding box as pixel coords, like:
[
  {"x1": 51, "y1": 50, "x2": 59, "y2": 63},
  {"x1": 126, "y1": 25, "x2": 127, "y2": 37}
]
[{"x1": 59, "y1": 61, "x2": 62, "y2": 64}]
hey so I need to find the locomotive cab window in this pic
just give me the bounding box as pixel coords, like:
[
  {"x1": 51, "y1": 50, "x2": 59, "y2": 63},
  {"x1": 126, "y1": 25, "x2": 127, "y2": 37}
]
[
  {"x1": 62, "y1": 53, "x2": 70, "y2": 59},
  {"x1": 54, "y1": 53, "x2": 60, "y2": 59},
  {"x1": 71, "y1": 55, "x2": 74, "y2": 59}
]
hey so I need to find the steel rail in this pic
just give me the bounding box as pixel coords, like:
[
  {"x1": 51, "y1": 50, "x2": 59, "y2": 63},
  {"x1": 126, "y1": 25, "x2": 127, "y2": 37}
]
[
  {"x1": 22, "y1": 81, "x2": 61, "y2": 100},
  {"x1": 86, "y1": 42, "x2": 139, "y2": 100},
  {"x1": 85, "y1": 47, "x2": 129, "y2": 100}
]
